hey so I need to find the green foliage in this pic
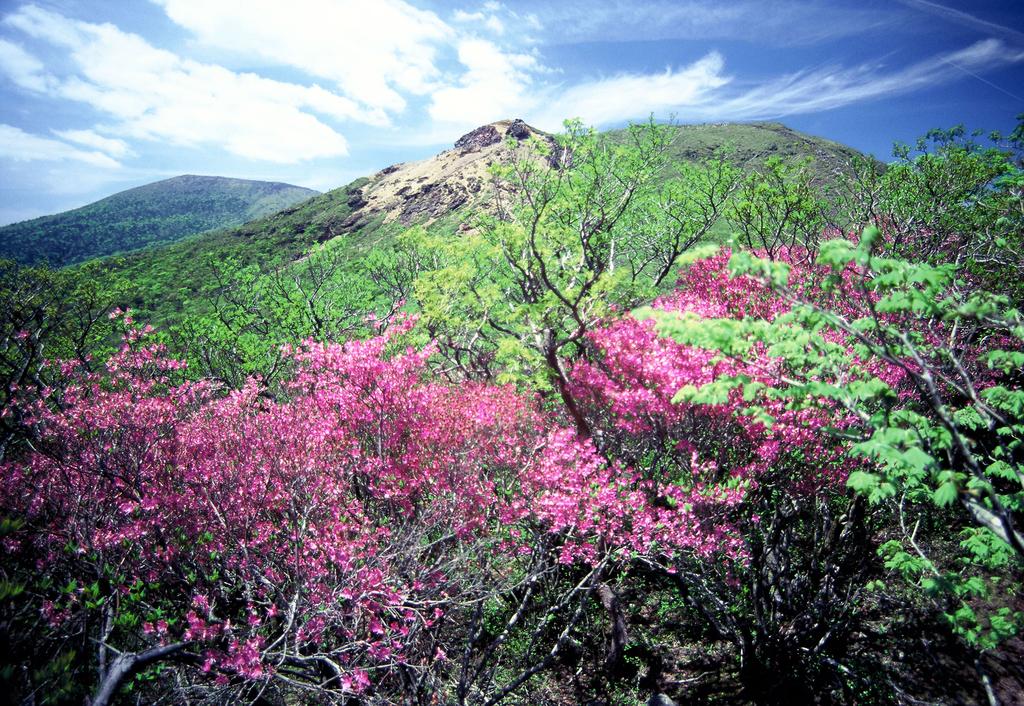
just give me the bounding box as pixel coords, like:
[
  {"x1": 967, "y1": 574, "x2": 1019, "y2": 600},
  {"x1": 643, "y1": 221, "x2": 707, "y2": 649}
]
[
  {"x1": 845, "y1": 118, "x2": 1024, "y2": 297},
  {"x1": 0, "y1": 259, "x2": 126, "y2": 460},
  {"x1": 411, "y1": 118, "x2": 728, "y2": 404},
  {"x1": 655, "y1": 227, "x2": 1024, "y2": 650},
  {"x1": 884, "y1": 124, "x2": 1016, "y2": 246},
  {"x1": 170, "y1": 238, "x2": 381, "y2": 386},
  {"x1": 726, "y1": 155, "x2": 830, "y2": 259},
  {"x1": 88, "y1": 177, "x2": 373, "y2": 329},
  {"x1": 625, "y1": 154, "x2": 740, "y2": 286}
]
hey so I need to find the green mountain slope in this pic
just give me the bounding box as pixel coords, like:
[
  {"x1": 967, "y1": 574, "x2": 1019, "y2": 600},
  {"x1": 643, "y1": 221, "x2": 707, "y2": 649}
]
[
  {"x1": 665, "y1": 121, "x2": 863, "y2": 178},
  {"x1": 109, "y1": 177, "x2": 377, "y2": 325},
  {"x1": 98, "y1": 120, "x2": 869, "y2": 324},
  {"x1": 0, "y1": 175, "x2": 320, "y2": 267}
]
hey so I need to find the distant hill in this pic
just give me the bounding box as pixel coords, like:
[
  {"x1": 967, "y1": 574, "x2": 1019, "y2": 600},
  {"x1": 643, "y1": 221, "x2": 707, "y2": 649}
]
[{"x1": 0, "y1": 175, "x2": 320, "y2": 267}]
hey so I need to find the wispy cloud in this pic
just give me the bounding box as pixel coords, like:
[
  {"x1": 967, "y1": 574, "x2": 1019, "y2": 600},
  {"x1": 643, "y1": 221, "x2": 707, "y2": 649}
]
[
  {"x1": 704, "y1": 39, "x2": 1024, "y2": 120},
  {"x1": 0, "y1": 38, "x2": 52, "y2": 92},
  {"x1": 452, "y1": 5, "x2": 513, "y2": 36},
  {"x1": 524, "y1": 0, "x2": 897, "y2": 47},
  {"x1": 52, "y1": 129, "x2": 133, "y2": 159},
  {"x1": 525, "y1": 39, "x2": 1024, "y2": 131},
  {"x1": 896, "y1": 0, "x2": 1024, "y2": 44},
  {"x1": 0, "y1": 123, "x2": 121, "y2": 167},
  {"x1": 533, "y1": 53, "x2": 730, "y2": 129}
]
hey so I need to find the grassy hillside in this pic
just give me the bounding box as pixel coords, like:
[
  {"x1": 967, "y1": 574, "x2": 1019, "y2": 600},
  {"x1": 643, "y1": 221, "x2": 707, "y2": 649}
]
[
  {"x1": 607, "y1": 120, "x2": 867, "y2": 186},
  {"x1": 672, "y1": 121, "x2": 861, "y2": 169},
  {"x1": 0, "y1": 175, "x2": 319, "y2": 267}
]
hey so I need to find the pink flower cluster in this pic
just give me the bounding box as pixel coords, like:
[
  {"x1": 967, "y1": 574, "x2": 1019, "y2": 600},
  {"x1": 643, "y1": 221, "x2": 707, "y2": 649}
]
[{"x1": 1, "y1": 323, "x2": 544, "y2": 687}]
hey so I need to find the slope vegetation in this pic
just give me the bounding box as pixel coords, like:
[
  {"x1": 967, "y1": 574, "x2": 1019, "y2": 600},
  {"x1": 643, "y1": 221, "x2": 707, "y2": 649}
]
[{"x1": 656, "y1": 121, "x2": 865, "y2": 184}]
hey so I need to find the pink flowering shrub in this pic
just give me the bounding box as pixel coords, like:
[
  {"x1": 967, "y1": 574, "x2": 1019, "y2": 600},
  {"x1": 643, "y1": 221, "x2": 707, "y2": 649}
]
[
  {"x1": 5, "y1": 242, "x2": 1013, "y2": 703},
  {"x1": 560, "y1": 251, "x2": 858, "y2": 562},
  {"x1": 2, "y1": 308, "x2": 774, "y2": 700},
  {"x1": 1, "y1": 321, "x2": 549, "y2": 698}
]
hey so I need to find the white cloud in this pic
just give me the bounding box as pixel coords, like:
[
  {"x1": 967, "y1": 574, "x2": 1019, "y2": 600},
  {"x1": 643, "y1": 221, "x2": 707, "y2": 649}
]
[
  {"x1": 0, "y1": 37, "x2": 53, "y2": 91},
  {"x1": 3, "y1": 4, "x2": 365, "y2": 162},
  {"x1": 484, "y1": 16, "x2": 505, "y2": 34},
  {"x1": 453, "y1": 10, "x2": 485, "y2": 22},
  {"x1": 428, "y1": 38, "x2": 540, "y2": 127},
  {"x1": 153, "y1": 0, "x2": 452, "y2": 115},
  {"x1": 454, "y1": 5, "x2": 506, "y2": 34},
  {"x1": 452, "y1": 3, "x2": 538, "y2": 41},
  {"x1": 52, "y1": 128, "x2": 132, "y2": 158},
  {"x1": 533, "y1": 53, "x2": 730, "y2": 129},
  {"x1": 0, "y1": 124, "x2": 121, "y2": 167}
]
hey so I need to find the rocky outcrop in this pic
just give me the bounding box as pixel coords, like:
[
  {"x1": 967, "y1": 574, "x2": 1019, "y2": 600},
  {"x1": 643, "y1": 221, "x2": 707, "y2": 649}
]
[
  {"x1": 455, "y1": 124, "x2": 502, "y2": 152},
  {"x1": 455, "y1": 118, "x2": 538, "y2": 153},
  {"x1": 399, "y1": 182, "x2": 471, "y2": 223},
  {"x1": 346, "y1": 191, "x2": 367, "y2": 209},
  {"x1": 505, "y1": 118, "x2": 532, "y2": 141},
  {"x1": 339, "y1": 119, "x2": 552, "y2": 230}
]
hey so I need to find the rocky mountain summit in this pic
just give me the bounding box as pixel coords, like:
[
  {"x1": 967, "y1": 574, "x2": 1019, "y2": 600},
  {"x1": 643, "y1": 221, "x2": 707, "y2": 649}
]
[
  {"x1": 454, "y1": 118, "x2": 537, "y2": 151},
  {"x1": 341, "y1": 119, "x2": 548, "y2": 230}
]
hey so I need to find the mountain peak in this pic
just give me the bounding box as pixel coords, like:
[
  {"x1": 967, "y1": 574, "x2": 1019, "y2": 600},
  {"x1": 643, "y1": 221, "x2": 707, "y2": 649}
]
[
  {"x1": 454, "y1": 118, "x2": 542, "y2": 151},
  {"x1": 329, "y1": 119, "x2": 552, "y2": 231}
]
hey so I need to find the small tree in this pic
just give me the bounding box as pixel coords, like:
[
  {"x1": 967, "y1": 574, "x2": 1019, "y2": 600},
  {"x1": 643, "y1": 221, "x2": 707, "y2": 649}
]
[
  {"x1": 171, "y1": 240, "x2": 379, "y2": 389},
  {"x1": 0, "y1": 259, "x2": 125, "y2": 462},
  {"x1": 726, "y1": 156, "x2": 829, "y2": 262}
]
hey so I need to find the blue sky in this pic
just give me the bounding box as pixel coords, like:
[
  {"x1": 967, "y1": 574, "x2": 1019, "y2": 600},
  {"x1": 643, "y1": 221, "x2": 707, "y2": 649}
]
[{"x1": 0, "y1": 0, "x2": 1022, "y2": 225}]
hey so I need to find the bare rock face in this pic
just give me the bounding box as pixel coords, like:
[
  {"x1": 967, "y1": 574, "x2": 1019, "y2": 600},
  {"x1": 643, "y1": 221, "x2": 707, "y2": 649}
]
[
  {"x1": 350, "y1": 119, "x2": 552, "y2": 229},
  {"x1": 399, "y1": 182, "x2": 471, "y2": 223},
  {"x1": 346, "y1": 191, "x2": 367, "y2": 209},
  {"x1": 454, "y1": 124, "x2": 501, "y2": 152},
  {"x1": 454, "y1": 118, "x2": 536, "y2": 152},
  {"x1": 505, "y1": 118, "x2": 532, "y2": 141}
]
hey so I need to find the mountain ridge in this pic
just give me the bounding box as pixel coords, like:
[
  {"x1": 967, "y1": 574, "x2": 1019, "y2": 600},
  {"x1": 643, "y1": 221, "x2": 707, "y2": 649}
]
[{"x1": 96, "y1": 119, "x2": 871, "y2": 326}]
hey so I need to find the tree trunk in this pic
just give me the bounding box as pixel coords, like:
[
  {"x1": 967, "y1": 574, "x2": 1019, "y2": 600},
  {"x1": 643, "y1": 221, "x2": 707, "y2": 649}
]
[
  {"x1": 88, "y1": 642, "x2": 187, "y2": 706},
  {"x1": 542, "y1": 338, "x2": 591, "y2": 438},
  {"x1": 595, "y1": 583, "x2": 628, "y2": 673}
]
